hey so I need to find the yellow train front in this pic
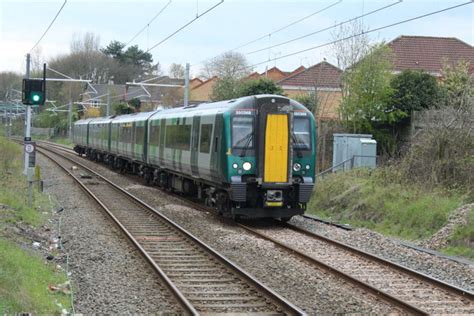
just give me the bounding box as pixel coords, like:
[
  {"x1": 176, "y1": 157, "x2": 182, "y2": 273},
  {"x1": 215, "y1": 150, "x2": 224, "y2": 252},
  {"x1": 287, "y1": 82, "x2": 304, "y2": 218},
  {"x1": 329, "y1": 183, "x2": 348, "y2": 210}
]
[
  {"x1": 73, "y1": 94, "x2": 316, "y2": 221},
  {"x1": 221, "y1": 95, "x2": 316, "y2": 220}
]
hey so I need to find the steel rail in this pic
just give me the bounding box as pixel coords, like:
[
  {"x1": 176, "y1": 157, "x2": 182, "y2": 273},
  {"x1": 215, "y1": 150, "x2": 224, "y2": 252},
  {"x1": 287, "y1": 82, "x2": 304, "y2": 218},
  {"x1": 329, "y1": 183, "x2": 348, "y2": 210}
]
[
  {"x1": 34, "y1": 141, "x2": 473, "y2": 314},
  {"x1": 235, "y1": 223, "x2": 429, "y2": 316},
  {"x1": 36, "y1": 143, "x2": 306, "y2": 316},
  {"x1": 37, "y1": 148, "x2": 198, "y2": 315},
  {"x1": 281, "y1": 221, "x2": 474, "y2": 300}
]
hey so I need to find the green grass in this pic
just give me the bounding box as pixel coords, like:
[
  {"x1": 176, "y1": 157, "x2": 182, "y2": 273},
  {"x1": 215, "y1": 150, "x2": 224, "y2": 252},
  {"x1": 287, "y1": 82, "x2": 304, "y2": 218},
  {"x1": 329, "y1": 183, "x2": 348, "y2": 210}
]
[
  {"x1": 442, "y1": 208, "x2": 474, "y2": 259},
  {"x1": 0, "y1": 239, "x2": 69, "y2": 314},
  {"x1": 0, "y1": 136, "x2": 71, "y2": 313},
  {"x1": 309, "y1": 169, "x2": 464, "y2": 240}
]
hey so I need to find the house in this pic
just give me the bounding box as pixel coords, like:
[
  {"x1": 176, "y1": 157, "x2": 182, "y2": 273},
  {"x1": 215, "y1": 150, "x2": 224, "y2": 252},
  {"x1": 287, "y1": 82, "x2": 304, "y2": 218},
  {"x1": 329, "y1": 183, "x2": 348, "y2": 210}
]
[
  {"x1": 246, "y1": 66, "x2": 306, "y2": 82},
  {"x1": 278, "y1": 61, "x2": 343, "y2": 120},
  {"x1": 81, "y1": 76, "x2": 184, "y2": 117},
  {"x1": 190, "y1": 76, "x2": 218, "y2": 102},
  {"x1": 189, "y1": 66, "x2": 306, "y2": 102},
  {"x1": 387, "y1": 35, "x2": 474, "y2": 76}
]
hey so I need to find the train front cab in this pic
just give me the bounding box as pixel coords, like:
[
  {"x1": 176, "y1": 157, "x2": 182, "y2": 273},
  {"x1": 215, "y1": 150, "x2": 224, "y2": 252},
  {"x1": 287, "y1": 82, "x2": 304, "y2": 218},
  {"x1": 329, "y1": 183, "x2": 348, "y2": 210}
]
[{"x1": 226, "y1": 95, "x2": 316, "y2": 219}]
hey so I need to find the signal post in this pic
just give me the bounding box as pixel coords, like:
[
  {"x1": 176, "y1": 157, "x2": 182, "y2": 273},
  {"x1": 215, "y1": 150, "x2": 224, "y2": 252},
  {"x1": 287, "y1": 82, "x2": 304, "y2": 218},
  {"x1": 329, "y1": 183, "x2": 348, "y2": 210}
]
[{"x1": 22, "y1": 55, "x2": 46, "y2": 206}]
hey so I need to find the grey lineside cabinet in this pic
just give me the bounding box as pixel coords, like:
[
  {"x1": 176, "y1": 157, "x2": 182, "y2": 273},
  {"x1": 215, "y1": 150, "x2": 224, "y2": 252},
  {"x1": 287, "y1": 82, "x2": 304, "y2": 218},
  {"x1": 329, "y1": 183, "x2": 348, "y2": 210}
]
[{"x1": 332, "y1": 134, "x2": 377, "y2": 172}]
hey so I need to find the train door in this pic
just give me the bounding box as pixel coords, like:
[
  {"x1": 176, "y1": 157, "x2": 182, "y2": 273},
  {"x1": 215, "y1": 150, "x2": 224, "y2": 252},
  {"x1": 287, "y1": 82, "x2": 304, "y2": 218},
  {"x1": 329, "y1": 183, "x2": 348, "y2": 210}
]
[
  {"x1": 263, "y1": 114, "x2": 289, "y2": 183},
  {"x1": 191, "y1": 115, "x2": 200, "y2": 177}
]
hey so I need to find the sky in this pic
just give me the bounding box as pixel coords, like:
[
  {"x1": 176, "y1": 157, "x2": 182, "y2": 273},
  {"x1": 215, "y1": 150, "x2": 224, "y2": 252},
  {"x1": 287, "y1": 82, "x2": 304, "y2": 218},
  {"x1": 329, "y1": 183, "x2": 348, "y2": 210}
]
[{"x1": 0, "y1": 0, "x2": 473, "y2": 78}]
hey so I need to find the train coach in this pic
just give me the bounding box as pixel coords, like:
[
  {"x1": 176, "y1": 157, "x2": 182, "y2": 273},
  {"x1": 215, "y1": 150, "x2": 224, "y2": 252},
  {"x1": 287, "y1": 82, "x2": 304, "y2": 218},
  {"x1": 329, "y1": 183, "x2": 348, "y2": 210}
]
[{"x1": 73, "y1": 94, "x2": 317, "y2": 220}]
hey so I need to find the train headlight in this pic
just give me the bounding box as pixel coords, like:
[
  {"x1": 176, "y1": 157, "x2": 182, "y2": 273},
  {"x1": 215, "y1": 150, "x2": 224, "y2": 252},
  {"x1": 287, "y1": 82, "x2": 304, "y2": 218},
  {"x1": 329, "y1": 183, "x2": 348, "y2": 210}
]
[
  {"x1": 242, "y1": 162, "x2": 252, "y2": 171},
  {"x1": 232, "y1": 163, "x2": 238, "y2": 169},
  {"x1": 305, "y1": 164, "x2": 310, "y2": 170},
  {"x1": 293, "y1": 163, "x2": 302, "y2": 172}
]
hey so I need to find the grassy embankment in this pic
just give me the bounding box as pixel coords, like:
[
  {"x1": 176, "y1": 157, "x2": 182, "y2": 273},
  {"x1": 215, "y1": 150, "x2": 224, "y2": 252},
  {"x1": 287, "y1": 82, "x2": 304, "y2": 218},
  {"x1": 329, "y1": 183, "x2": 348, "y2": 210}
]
[
  {"x1": 308, "y1": 168, "x2": 473, "y2": 259},
  {"x1": 0, "y1": 135, "x2": 70, "y2": 314}
]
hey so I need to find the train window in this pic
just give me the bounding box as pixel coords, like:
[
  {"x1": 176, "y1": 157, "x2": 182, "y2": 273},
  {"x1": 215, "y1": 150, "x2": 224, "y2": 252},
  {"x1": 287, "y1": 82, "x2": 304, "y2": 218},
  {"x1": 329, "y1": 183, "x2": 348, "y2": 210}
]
[
  {"x1": 232, "y1": 116, "x2": 254, "y2": 148},
  {"x1": 293, "y1": 117, "x2": 311, "y2": 150},
  {"x1": 165, "y1": 124, "x2": 191, "y2": 150},
  {"x1": 200, "y1": 124, "x2": 213, "y2": 153},
  {"x1": 135, "y1": 125, "x2": 145, "y2": 144},
  {"x1": 149, "y1": 124, "x2": 160, "y2": 147}
]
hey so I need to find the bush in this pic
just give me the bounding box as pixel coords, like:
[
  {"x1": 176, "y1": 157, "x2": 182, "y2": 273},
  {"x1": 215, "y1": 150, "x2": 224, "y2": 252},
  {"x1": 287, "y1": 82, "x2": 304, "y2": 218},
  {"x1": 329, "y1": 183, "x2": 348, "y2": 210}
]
[{"x1": 0, "y1": 136, "x2": 21, "y2": 174}]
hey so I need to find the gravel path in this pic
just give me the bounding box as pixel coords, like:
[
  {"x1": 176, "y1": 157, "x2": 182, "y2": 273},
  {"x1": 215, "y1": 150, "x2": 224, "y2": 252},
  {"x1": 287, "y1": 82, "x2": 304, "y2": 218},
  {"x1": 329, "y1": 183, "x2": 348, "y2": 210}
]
[{"x1": 38, "y1": 155, "x2": 182, "y2": 314}]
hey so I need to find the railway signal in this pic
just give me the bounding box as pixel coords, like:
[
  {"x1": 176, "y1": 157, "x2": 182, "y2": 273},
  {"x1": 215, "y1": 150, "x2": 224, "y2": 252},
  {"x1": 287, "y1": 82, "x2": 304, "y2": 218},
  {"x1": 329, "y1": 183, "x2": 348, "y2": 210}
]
[{"x1": 22, "y1": 78, "x2": 46, "y2": 106}]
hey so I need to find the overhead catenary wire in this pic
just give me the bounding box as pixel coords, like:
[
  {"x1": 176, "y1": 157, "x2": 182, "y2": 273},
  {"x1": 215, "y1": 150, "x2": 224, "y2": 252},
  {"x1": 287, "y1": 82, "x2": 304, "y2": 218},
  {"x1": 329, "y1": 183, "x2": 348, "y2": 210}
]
[
  {"x1": 231, "y1": 0, "x2": 342, "y2": 52},
  {"x1": 30, "y1": 0, "x2": 68, "y2": 52},
  {"x1": 246, "y1": 0, "x2": 402, "y2": 55},
  {"x1": 125, "y1": 0, "x2": 173, "y2": 47},
  {"x1": 192, "y1": 0, "x2": 342, "y2": 67},
  {"x1": 244, "y1": 1, "x2": 473, "y2": 71},
  {"x1": 146, "y1": 0, "x2": 224, "y2": 53}
]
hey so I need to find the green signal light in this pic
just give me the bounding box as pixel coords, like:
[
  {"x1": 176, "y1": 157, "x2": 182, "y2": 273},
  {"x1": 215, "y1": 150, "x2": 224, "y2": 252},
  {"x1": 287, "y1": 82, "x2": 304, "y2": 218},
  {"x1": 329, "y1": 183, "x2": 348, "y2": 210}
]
[{"x1": 32, "y1": 94, "x2": 40, "y2": 102}]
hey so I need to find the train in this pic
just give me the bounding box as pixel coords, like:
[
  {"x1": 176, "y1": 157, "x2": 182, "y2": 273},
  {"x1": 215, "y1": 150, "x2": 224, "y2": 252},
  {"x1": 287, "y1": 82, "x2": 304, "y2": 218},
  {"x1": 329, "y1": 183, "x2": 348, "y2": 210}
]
[{"x1": 73, "y1": 94, "x2": 317, "y2": 220}]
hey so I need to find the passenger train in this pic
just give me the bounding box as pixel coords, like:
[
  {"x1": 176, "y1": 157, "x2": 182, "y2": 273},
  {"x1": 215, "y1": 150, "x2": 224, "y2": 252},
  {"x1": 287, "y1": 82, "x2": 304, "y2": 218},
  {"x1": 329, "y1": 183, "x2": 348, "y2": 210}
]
[{"x1": 73, "y1": 94, "x2": 317, "y2": 220}]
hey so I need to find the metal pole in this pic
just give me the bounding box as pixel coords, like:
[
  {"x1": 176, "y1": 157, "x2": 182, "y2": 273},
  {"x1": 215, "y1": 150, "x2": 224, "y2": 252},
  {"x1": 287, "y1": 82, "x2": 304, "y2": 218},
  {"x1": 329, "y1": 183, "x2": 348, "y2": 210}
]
[
  {"x1": 106, "y1": 80, "x2": 111, "y2": 116},
  {"x1": 24, "y1": 54, "x2": 31, "y2": 175},
  {"x1": 68, "y1": 85, "x2": 72, "y2": 138},
  {"x1": 184, "y1": 63, "x2": 190, "y2": 107}
]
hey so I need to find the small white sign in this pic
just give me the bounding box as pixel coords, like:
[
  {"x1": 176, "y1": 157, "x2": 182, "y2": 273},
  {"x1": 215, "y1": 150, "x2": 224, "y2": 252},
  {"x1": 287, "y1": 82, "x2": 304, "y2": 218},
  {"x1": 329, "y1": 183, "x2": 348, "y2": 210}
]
[{"x1": 25, "y1": 143, "x2": 35, "y2": 154}]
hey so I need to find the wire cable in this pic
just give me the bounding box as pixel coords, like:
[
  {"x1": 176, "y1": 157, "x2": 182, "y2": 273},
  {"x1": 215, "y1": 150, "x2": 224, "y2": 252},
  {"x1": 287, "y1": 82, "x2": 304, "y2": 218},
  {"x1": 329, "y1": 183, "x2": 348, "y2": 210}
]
[
  {"x1": 125, "y1": 0, "x2": 173, "y2": 47},
  {"x1": 30, "y1": 0, "x2": 68, "y2": 52},
  {"x1": 231, "y1": 0, "x2": 342, "y2": 52},
  {"x1": 246, "y1": 0, "x2": 402, "y2": 55},
  {"x1": 191, "y1": 0, "x2": 341, "y2": 67},
  {"x1": 146, "y1": 0, "x2": 224, "y2": 53},
  {"x1": 246, "y1": 1, "x2": 473, "y2": 70}
]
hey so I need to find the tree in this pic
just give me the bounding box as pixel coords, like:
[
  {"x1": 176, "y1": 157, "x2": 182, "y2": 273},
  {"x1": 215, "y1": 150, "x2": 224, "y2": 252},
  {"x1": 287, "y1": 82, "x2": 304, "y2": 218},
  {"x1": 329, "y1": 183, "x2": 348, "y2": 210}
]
[
  {"x1": 202, "y1": 51, "x2": 251, "y2": 79},
  {"x1": 70, "y1": 32, "x2": 100, "y2": 53},
  {"x1": 390, "y1": 70, "x2": 441, "y2": 114},
  {"x1": 339, "y1": 43, "x2": 405, "y2": 152},
  {"x1": 0, "y1": 72, "x2": 22, "y2": 100},
  {"x1": 114, "y1": 102, "x2": 133, "y2": 115},
  {"x1": 102, "y1": 41, "x2": 153, "y2": 67},
  {"x1": 169, "y1": 63, "x2": 185, "y2": 78},
  {"x1": 128, "y1": 98, "x2": 141, "y2": 111},
  {"x1": 331, "y1": 20, "x2": 370, "y2": 70},
  {"x1": 211, "y1": 77, "x2": 241, "y2": 101},
  {"x1": 439, "y1": 60, "x2": 473, "y2": 109},
  {"x1": 295, "y1": 91, "x2": 319, "y2": 113},
  {"x1": 238, "y1": 78, "x2": 285, "y2": 97},
  {"x1": 101, "y1": 41, "x2": 126, "y2": 60}
]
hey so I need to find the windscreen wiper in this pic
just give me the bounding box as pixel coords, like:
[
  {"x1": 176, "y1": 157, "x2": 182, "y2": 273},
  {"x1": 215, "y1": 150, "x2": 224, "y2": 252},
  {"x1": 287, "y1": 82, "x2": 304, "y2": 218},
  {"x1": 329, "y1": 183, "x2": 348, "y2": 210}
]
[
  {"x1": 239, "y1": 133, "x2": 254, "y2": 157},
  {"x1": 292, "y1": 133, "x2": 303, "y2": 158}
]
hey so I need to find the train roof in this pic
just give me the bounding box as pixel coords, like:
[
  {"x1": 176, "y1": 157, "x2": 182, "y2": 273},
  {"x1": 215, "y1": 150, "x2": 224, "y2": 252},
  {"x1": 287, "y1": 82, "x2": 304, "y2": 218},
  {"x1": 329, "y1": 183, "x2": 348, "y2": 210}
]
[
  {"x1": 75, "y1": 95, "x2": 309, "y2": 125},
  {"x1": 74, "y1": 118, "x2": 95, "y2": 125},
  {"x1": 110, "y1": 110, "x2": 160, "y2": 123}
]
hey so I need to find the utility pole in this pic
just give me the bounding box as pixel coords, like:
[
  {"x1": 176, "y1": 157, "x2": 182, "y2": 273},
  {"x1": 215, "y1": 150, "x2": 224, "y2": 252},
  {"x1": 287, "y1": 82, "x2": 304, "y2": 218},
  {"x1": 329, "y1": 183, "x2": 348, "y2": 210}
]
[
  {"x1": 24, "y1": 53, "x2": 31, "y2": 175},
  {"x1": 68, "y1": 84, "x2": 72, "y2": 138},
  {"x1": 184, "y1": 63, "x2": 190, "y2": 107},
  {"x1": 106, "y1": 79, "x2": 111, "y2": 116}
]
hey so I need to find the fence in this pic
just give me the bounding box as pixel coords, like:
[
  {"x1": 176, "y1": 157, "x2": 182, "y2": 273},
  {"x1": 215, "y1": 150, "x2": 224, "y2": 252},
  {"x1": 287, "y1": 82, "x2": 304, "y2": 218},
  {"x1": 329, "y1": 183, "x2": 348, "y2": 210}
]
[{"x1": 315, "y1": 155, "x2": 378, "y2": 180}]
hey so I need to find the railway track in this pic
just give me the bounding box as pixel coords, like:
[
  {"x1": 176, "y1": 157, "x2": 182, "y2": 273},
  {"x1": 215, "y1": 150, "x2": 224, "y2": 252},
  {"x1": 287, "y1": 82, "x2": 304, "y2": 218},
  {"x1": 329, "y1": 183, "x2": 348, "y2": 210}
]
[
  {"x1": 35, "y1": 141, "x2": 474, "y2": 314},
  {"x1": 36, "y1": 144, "x2": 305, "y2": 315}
]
